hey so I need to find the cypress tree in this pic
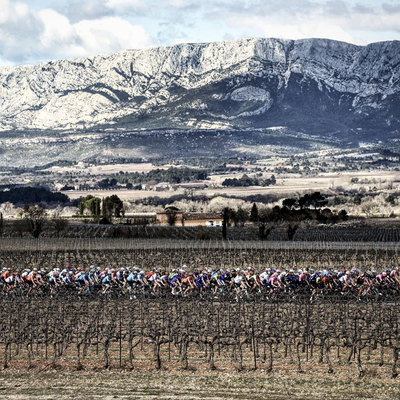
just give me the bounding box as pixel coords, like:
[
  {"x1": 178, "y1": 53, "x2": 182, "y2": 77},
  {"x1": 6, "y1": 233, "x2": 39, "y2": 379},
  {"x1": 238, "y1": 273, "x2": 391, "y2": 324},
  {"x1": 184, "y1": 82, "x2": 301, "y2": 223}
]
[
  {"x1": 102, "y1": 198, "x2": 106, "y2": 218},
  {"x1": 250, "y1": 203, "x2": 259, "y2": 223},
  {"x1": 222, "y1": 207, "x2": 228, "y2": 239}
]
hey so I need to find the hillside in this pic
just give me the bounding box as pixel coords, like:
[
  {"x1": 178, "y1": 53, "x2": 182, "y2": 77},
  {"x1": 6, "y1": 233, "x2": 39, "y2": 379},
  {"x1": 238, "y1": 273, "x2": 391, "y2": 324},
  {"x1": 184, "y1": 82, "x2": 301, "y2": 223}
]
[{"x1": 0, "y1": 38, "x2": 399, "y2": 165}]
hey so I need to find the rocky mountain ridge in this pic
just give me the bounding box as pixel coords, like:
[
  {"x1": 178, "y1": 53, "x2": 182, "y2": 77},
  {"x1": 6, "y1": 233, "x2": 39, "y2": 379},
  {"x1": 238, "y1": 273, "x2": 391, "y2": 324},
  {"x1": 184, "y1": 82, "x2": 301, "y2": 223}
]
[{"x1": 0, "y1": 37, "x2": 399, "y2": 141}]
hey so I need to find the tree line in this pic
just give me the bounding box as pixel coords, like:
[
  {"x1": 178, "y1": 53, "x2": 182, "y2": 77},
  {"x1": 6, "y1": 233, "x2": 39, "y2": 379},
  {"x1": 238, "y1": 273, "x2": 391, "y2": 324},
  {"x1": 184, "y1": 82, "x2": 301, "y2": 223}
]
[
  {"x1": 97, "y1": 167, "x2": 208, "y2": 188},
  {"x1": 78, "y1": 195, "x2": 124, "y2": 222},
  {"x1": 0, "y1": 187, "x2": 69, "y2": 205},
  {"x1": 1, "y1": 193, "x2": 125, "y2": 238},
  {"x1": 222, "y1": 192, "x2": 348, "y2": 241},
  {"x1": 222, "y1": 174, "x2": 276, "y2": 187},
  {"x1": 2, "y1": 204, "x2": 69, "y2": 239}
]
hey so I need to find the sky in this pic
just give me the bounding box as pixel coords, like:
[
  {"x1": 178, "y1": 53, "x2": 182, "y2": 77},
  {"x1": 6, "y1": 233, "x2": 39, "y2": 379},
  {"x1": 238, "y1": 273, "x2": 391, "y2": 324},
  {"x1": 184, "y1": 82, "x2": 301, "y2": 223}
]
[{"x1": 1, "y1": 0, "x2": 400, "y2": 66}]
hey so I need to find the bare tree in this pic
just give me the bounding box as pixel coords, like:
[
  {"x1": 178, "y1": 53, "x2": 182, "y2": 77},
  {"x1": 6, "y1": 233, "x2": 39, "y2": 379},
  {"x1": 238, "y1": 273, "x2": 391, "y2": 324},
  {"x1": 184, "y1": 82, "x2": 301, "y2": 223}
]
[
  {"x1": 11, "y1": 219, "x2": 28, "y2": 237},
  {"x1": 287, "y1": 224, "x2": 299, "y2": 241},
  {"x1": 51, "y1": 210, "x2": 69, "y2": 237},
  {"x1": 23, "y1": 204, "x2": 46, "y2": 238}
]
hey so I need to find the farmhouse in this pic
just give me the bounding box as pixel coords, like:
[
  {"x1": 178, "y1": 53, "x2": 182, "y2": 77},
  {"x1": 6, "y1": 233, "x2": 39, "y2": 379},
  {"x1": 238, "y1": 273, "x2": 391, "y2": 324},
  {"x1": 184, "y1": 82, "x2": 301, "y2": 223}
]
[
  {"x1": 155, "y1": 211, "x2": 223, "y2": 227},
  {"x1": 156, "y1": 211, "x2": 184, "y2": 226},
  {"x1": 183, "y1": 212, "x2": 223, "y2": 227},
  {"x1": 124, "y1": 213, "x2": 157, "y2": 225},
  {"x1": 154, "y1": 182, "x2": 173, "y2": 191}
]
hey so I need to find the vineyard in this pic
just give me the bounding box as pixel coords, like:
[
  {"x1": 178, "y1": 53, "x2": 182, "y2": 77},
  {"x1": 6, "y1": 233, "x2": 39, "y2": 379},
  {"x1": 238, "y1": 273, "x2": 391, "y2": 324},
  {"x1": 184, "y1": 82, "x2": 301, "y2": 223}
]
[
  {"x1": 1, "y1": 238, "x2": 400, "y2": 272},
  {"x1": 4, "y1": 219, "x2": 400, "y2": 241},
  {"x1": 66, "y1": 223, "x2": 400, "y2": 242},
  {"x1": 1, "y1": 298, "x2": 400, "y2": 378},
  {"x1": 1, "y1": 237, "x2": 400, "y2": 400}
]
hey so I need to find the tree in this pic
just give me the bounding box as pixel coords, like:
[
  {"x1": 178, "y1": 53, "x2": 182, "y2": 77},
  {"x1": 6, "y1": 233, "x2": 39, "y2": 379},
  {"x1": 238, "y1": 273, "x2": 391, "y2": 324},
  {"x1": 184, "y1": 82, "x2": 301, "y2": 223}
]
[
  {"x1": 298, "y1": 194, "x2": 311, "y2": 209},
  {"x1": 102, "y1": 195, "x2": 124, "y2": 219},
  {"x1": 51, "y1": 211, "x2": 69, "y2": 237},
  {"x1": 0, "y1": 187, "x2": 68, "y2": 204},
  {"x1": 78, "y1": 200, "x2": 85, "y2": 215},
  {"x1": 78, "y1": 195, "x2": 101, "y2": 217},
  {"x1": 258, "y1": 223, "x2": 274, "y2": 240},
  {"x1": 23, "y1": 204, "x2": 46, "y2": 238},
  {"x1": 386, "y1": 194, "x2": 396, "y2": 206},
  {"x1": 334, "y1": 195, "x2": 347, "y2": 205},
  {"x1": 361, "y1": 201, "x2": 376, "y2": 217},
  {"x1": 287, "y1": 224, "x2": 299, "y2": 241},
  {"x1": 282, "y1": 198, "x2": 297, "y2": 210},
  {"x1": 269, "y1": 175, "x2": 276, "y2": 185},
  {"x1": 12, "y1": 219, "x2": 28, "y2": 237},
  {"x1": 258, "y1": 208, "x2": 275, "y2": 240},
  {"x1": 97, "y1": 178, "x2": 118, "y2": 189},
  {"x1": 102, "y1": 198, "x2": 107, "y2": 218},
  {"x1": 222, "y1": 207, "x2": 236, "y2": 228},
  {"x1": 222, "y1": 174, "x2": 276, "y2": 187},
  {"x1": 165, "y1": 206, "x2": 179, "y2": 226},
  {"x1": 338, "y1": 210, "x2": 348, "y2": 221},
  {"x1": 222, "y1": 207, "x2": 229, "y2": 239},
  {"x1": 310, "y1": 192, "x2": 328, "y2": 209},
  {"x1": 250, "y1": 203, "x2": 259, "y2": 223},
  {"x1": 91, "y1": 198, "x2": 101, "y2": 217},
  {"x1": 298, "y1": 192, "x2": 327, "y2": 210},
  {"x1": 235, "y1": 207, "x2": 248, "y2": 227},
  {"x1": 353, "y1": 194, "x2": 362, "y2": 205}
]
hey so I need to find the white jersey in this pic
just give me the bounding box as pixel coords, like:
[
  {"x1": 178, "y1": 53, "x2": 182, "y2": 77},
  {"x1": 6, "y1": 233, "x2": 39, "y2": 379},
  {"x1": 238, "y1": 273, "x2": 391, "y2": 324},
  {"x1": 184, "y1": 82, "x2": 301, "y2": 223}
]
[
  {"x1": 259, "y1": 272, "x2": 269, "y2": 282},
  {"x1": 49, "y1": 270, "x2": 59, "y2": 278}
]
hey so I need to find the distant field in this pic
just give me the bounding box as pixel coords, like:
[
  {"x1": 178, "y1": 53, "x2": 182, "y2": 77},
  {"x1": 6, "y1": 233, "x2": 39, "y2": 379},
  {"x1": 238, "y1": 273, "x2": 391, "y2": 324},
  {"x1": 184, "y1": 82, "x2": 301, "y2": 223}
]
[
  {"x1": 47, "y1": 162, "x2": 166, "y2": 175},
  {"x1": 64, "y1": 188, "x2": 173, "y2": 200},
  {"x1": 62, "y1": 170, "x2": 400, "y2": 201}
]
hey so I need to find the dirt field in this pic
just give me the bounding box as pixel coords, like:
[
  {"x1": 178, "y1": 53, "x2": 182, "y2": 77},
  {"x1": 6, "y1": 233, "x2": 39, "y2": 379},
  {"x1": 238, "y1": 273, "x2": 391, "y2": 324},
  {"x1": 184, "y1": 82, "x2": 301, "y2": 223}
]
[
  {"x1": 0, "y1": 365, "x2": 399, "y2": 400},
  {"x1": 63, "y1": 170, "x2": 400, "y2": 201},
  {"x1": 46, "y1": 163, "x2": 167, "y2": 175}
]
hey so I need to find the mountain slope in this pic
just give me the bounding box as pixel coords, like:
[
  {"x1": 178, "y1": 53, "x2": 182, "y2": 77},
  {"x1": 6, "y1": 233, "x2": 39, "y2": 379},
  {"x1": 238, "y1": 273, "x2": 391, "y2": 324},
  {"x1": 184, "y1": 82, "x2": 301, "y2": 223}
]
[{"x1": 0, "y1": 38, "x2": 399, "y2": 142}]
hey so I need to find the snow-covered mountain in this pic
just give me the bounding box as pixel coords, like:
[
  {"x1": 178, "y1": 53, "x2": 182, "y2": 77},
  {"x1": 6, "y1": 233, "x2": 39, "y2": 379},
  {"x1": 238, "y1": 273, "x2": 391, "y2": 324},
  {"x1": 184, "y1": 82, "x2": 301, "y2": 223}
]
[{"x1": 0, "y1": 37, "x2": 399, "y2": 140}]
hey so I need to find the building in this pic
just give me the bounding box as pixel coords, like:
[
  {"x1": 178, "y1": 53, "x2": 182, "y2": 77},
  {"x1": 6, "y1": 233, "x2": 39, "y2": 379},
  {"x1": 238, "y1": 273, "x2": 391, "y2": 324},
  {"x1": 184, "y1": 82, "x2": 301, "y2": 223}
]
[
  {"x1": 156, "y1": 211, "x2": 184, "y2": 226},
  {"x1": 183, "y1": 213, "x2": 223, "y2": 227},
  {"x1": 124, "y1": 213, "x2": 157, "y2": 225},
  {"x1": 154, "y1": 182, "x2": 173, "y2": 191},
  {"x1": 155, "y1": 211, "x2": 223, "y2": 227}
]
